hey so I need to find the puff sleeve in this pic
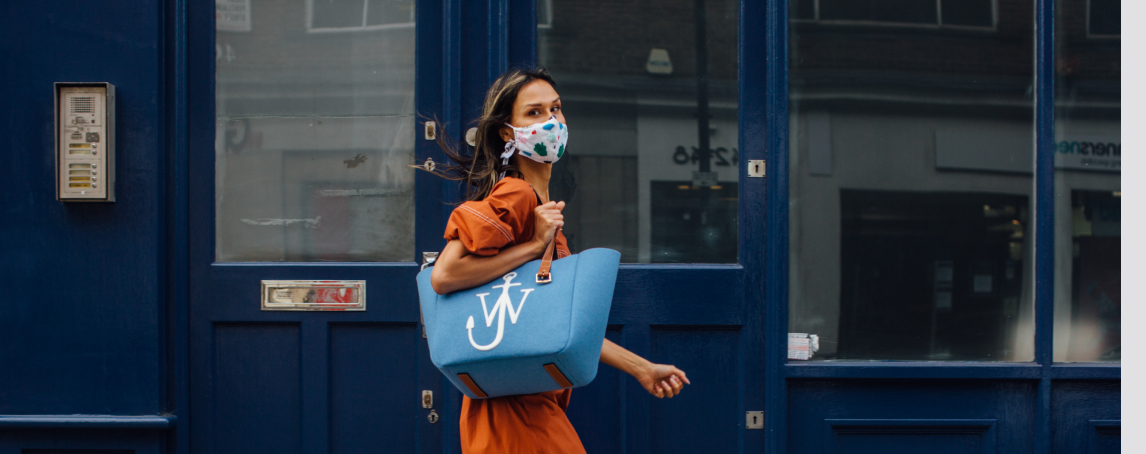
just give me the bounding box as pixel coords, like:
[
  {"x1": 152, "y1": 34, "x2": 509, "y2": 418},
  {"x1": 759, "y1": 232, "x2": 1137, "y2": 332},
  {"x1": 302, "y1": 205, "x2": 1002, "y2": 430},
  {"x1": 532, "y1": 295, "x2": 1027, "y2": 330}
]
[{"x1": 443, "y1": 178, "x2": 538, "y2": 256}]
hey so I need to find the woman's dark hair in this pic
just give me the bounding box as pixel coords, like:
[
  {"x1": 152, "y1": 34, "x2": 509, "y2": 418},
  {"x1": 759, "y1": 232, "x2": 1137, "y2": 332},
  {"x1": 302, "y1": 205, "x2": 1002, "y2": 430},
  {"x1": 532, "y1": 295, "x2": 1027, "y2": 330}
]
[{"x1": 417, "y1": 67, "x2": 558, "y2": 202}]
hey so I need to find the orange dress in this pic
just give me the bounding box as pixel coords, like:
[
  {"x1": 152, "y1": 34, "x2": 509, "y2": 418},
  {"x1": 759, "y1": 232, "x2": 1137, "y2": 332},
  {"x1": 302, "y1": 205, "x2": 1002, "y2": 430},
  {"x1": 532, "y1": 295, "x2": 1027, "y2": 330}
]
[{"x1": 443, "y1": 176, "x2": 585, "y2": 454}]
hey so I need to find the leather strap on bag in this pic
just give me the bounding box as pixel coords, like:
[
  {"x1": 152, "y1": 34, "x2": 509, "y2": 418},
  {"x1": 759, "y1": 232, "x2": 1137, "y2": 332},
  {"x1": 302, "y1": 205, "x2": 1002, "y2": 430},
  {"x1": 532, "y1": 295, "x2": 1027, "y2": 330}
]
[
  {"x1": 531, "y1": 189, "x2": 560, "y2": 284},
  {"x1": 535, "y1": 226, "x2": 558, "y2": 284}
]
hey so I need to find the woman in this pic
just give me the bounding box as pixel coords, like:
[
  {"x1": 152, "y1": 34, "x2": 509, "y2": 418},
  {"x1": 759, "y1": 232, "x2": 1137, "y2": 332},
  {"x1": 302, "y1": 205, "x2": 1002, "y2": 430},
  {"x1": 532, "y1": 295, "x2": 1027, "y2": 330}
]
[{"x1": 422, "y1": 67, "x2": 690, "y2": 453}]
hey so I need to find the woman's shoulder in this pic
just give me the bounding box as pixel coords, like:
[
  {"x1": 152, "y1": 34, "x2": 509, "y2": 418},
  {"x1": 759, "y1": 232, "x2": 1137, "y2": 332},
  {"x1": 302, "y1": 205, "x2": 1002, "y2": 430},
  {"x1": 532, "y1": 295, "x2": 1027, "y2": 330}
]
[
  {"x1": 452, "y1": 177, "x2": 537, "y2": 223},
  {"x1": 444, "y1": 177, "x2": 536, "y2": 253},
  {"x1": 487, "y1": 177, "x2": 535, "y2": 201},
  {"x1": 475, "y1": 177, "x2": 538, "y2": 212}
]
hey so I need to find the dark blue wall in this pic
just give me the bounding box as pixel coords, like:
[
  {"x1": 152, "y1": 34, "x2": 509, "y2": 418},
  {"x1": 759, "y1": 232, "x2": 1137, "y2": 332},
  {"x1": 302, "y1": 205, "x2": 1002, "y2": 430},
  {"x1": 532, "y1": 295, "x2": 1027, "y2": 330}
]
[{"x1": 0, "y1": 2, "x2": 164, "y2": 416}]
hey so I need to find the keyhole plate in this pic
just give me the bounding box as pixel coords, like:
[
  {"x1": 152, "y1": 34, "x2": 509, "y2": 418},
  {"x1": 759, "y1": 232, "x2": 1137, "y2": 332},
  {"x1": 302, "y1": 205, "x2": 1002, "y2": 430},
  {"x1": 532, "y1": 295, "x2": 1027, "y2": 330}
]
[
  {"x1": 427, "y1": 410, "x2": 439, "y2": 424},
  {"x1": 747, "y1": 160, "x2": 765, "y2": 178},
  {"x1": 746, "y1": 411, "x2": 763, "y2": 429}
]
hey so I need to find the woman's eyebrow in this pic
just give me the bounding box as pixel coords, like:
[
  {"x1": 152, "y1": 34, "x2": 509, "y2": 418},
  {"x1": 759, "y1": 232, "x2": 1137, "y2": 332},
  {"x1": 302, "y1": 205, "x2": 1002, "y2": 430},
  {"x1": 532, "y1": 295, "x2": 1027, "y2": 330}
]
[{"x1": 522, "y1": 97, "x2": 561, "y2": 108}]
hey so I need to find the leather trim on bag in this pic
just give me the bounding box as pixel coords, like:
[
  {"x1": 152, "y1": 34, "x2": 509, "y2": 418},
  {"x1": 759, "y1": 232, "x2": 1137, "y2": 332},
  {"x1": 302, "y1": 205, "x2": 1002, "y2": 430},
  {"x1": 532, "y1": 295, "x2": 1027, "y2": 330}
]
[
  {"x1": 457, "y1": 373, "x2": 488, "y2": 398},
  {"x1": 543, "y1": 363, "x2": 573, "y2": 388}
]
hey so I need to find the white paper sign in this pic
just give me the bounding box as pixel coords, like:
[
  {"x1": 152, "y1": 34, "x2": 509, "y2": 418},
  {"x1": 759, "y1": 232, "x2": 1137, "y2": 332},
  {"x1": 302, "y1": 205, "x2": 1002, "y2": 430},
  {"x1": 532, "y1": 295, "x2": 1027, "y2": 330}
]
[{"x1": 216, "y1": 0, "x2": 252, "y2": 32}]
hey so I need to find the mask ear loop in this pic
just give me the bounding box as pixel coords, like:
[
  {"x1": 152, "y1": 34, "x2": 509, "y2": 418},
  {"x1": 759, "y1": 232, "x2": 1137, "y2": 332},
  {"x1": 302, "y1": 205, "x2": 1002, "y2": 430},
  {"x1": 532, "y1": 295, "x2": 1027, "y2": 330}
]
[{"x1": 498, "y1": 139, "x2": 515, "y2": 181}]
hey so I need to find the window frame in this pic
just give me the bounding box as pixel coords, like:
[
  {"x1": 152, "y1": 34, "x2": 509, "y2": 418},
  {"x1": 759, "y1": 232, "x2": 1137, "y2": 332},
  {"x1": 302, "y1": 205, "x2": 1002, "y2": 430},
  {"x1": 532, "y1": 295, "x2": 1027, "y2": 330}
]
[
  {"x1": 766, "y1": 0, "x2": 1121, "y2": 387},
  {"x1": 766, "y1": 0, "x2": 1121, "y2": 446}
]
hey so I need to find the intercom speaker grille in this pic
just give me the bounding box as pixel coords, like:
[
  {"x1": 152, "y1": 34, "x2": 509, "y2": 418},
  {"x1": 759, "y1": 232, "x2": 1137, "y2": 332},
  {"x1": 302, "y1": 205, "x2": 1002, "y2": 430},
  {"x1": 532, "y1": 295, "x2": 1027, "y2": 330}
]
[{"x1": 70, "y1": 96, "x2": 96, "y2": 114}]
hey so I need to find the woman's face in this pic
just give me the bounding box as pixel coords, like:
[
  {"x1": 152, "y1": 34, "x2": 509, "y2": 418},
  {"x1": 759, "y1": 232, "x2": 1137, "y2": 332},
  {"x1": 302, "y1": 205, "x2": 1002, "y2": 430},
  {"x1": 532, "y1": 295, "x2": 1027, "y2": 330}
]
[{"x1": 501, "y1": 79, "x2": 564, "y2": 142}]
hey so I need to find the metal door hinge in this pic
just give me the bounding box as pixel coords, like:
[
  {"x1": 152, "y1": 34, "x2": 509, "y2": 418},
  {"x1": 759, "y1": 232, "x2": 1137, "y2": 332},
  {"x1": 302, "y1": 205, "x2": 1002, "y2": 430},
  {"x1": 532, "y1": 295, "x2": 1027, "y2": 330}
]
[
  {"x1": 747, "y1": 160, "x2": 765, "y2": 178},
  {"x1": 746, "y1": 411, "x2": 763, "y2": 429}
]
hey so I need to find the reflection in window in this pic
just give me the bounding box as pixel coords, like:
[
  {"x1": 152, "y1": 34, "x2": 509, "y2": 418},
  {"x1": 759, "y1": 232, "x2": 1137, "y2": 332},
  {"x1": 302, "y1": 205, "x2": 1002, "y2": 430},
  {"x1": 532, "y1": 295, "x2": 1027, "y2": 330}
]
[
  {"x1": 540, "y1": 0, "x2": 739, "y2": 263},
  {"x1": 216, "y1": 0, "x2": 416, "y2": 262},
  {"x1": 791, "y1": 0, "x2": 995, "y2": 28},
  {"x1": 308, "y1": 0, "x2": 415, "y2": 31},
  {"x1": 1053, "y1": 0, "x2": 1119, "y2": 361},
  {"x1": 788, "y1": 0, "x2": 1034, "y2": 360},
  {"x1": 839, "y1": 191, "x2": 1027, "y2": 360},
  {"x1": 537, "y1": 0, "x2": 552, "y2": 29},
  {"x1": 1087, "y1": 0, "x2": 1119, "y2": 37}
]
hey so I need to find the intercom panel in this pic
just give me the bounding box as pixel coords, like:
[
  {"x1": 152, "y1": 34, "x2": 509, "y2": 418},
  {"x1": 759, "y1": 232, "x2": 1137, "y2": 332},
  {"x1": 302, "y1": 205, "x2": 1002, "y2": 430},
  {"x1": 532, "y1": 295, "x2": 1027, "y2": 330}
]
[{"x1": 56, "y1": 83, "x2": 115, "y2": 202}]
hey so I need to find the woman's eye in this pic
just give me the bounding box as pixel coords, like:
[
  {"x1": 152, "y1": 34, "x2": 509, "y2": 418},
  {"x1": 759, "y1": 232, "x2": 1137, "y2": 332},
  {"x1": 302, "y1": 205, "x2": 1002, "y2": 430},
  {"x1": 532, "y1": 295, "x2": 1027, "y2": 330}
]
[
  {"x1": 550, "y1": 106, "x2": 560, "y2": 112},
  {"x1": 528, "y1": 109, "x2": 540, "y2": 116}
]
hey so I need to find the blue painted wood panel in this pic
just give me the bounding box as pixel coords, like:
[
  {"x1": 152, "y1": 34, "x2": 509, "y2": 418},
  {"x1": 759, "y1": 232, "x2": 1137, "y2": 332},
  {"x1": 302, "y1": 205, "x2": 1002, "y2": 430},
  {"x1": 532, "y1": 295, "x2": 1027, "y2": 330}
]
[
  {"x1": 565, "y1": 328, "x2": 625, "y2": 454},
  {"x1": 824, "y1": 419, "x2": 996, "y2": 454},
  {"x1": 329, "y1": 324, "x2": 420, "y2": 454},
  {"x1": 0, "y1": 1, "x2": 162, "y2": 416},
  {"x1": 789, "y1": 380, "x2": 1035, "y2": 454},
  {"x1": 0, "y1": 429, "x2": 165, "y2": 454},
  {"x1": 211, "y1": 324, "x2": 301, "y2": 454},
  {"x1": 1092, "y1": 422, "x2": 1120, "y2": 454},
  {"x1": 651, "y1": 328, "x2": 740, "y2": 454},
  {"x1": 1052, "y1": 381, "x2": 1120, "y2": 454}
]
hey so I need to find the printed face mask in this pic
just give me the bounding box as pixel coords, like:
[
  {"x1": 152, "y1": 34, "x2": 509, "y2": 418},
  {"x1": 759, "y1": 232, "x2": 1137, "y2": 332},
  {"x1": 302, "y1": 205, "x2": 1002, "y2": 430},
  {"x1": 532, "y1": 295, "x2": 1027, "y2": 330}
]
[{"x1": 502, "y1": 116, "x2": 568, "y2": 165}]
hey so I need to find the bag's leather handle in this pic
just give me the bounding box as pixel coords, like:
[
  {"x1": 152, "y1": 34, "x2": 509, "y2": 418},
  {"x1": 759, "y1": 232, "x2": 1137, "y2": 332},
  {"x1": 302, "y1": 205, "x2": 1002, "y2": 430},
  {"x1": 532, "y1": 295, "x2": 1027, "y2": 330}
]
[{"x1": 535, "y1": 226, "x2": 558, "y2": 284}]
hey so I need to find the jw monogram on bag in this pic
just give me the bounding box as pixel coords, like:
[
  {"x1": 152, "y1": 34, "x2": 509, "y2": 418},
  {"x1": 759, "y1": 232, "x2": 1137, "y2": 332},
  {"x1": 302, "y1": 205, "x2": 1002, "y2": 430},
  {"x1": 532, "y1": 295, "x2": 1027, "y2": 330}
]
[{"x1": 416, "y1": 247, "x2": 620, "y2": 399}]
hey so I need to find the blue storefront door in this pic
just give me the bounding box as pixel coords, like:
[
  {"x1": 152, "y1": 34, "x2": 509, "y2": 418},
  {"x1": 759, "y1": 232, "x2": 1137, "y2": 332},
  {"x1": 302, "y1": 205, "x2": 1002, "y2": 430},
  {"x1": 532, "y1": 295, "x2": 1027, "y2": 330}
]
[{"x1": 188, "y1": 0, "x2": 448, "y2": 452}]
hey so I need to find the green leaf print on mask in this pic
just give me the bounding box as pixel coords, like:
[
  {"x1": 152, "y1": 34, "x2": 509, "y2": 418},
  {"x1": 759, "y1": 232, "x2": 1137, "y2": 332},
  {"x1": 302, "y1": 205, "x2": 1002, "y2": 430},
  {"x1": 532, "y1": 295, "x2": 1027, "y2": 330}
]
[
  {"x1": 557, "y1": 144, "x2": 565, "y2": 158},
  {"x1": 534, "y1": 143, "x2": 548, "y2": 156}
]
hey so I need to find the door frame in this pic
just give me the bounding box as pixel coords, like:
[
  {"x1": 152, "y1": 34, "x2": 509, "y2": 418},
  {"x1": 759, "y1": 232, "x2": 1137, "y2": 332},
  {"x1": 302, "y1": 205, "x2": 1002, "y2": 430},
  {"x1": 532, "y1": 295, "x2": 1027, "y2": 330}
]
[{"x1": 184, "y1": 0, "x2": 455, "y2": 452}]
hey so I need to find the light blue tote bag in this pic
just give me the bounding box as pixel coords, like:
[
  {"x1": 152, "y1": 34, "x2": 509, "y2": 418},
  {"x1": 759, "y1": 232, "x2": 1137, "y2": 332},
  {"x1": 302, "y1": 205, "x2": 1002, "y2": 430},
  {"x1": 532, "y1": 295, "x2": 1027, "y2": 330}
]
[{"x1": 416, "y1": 244, "x2": 620, "y2": 399}]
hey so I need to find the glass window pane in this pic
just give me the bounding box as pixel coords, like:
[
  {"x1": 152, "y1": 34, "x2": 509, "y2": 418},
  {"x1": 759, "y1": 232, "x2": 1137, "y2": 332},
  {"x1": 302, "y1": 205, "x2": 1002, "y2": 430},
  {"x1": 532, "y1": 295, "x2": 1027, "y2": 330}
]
[
  {"x1": 311, "y1": 0, "x2": 367, "y2": 29},
  {"x1": 788, "y1": 0, "x2": 1035, "y2": 361},
  {"x1": 215, "y1": 0, "x2": 416, "y2": 262},
  {"x1": 539, "y1": 0, "x2": 739, "y2": 263},
  {"x1": 1087, "y1": 0, "x2": 1120, "y2": 36},
  {"x1": 537, "y1": 0, "x2": 552, "y2": 27},
  {"x1": 1053, "y1": 0, "x2": 1120, "y2": 362},
  {"x1": 366, "y1": 0, "x2": 414, "y2": 27},
  {"x1": 941, "y1": 0, "x2": 994, "y2": 27},
  {"x1": 819, "y1": 0, "x2": 937, "y2": 24},
  {"x1": 792, "y1": 0, "x2": 816, "y2": 20}
]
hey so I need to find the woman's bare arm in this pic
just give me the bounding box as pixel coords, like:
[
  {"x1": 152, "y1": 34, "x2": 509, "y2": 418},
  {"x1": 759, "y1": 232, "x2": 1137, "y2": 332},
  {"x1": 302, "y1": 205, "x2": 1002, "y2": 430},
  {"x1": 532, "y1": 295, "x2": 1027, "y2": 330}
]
[
  {"x1": 430, "y1": 239, "x2": 546, "y2": 294},
  {"x1": 600, "y1": 338, "x2": 689, "y2": 398},
  {"x1": 430, "y1": 201, "x2": 565, "y2": 294}
]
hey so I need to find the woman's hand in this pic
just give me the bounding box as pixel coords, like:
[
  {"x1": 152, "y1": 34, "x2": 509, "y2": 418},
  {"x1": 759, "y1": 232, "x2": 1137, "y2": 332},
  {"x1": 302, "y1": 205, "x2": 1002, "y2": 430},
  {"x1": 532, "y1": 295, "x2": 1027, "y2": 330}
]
[
  {"x1": 637, "y1": 363, "x2": 690, "y2": 399},
  {"x1": 600, "y1": 339, "x2": 691, "y2": 399},
  {"x1": 531, "y1": 201, "x2": 565, "y2": 249}
]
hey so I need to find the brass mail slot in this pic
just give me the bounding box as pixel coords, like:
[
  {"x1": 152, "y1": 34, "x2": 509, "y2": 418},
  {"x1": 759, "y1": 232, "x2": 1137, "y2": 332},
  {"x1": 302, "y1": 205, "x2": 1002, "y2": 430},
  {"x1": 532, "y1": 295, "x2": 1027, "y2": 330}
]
[{"x1": 260, "y1": 280, "x2": 366, "y2": 311}]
